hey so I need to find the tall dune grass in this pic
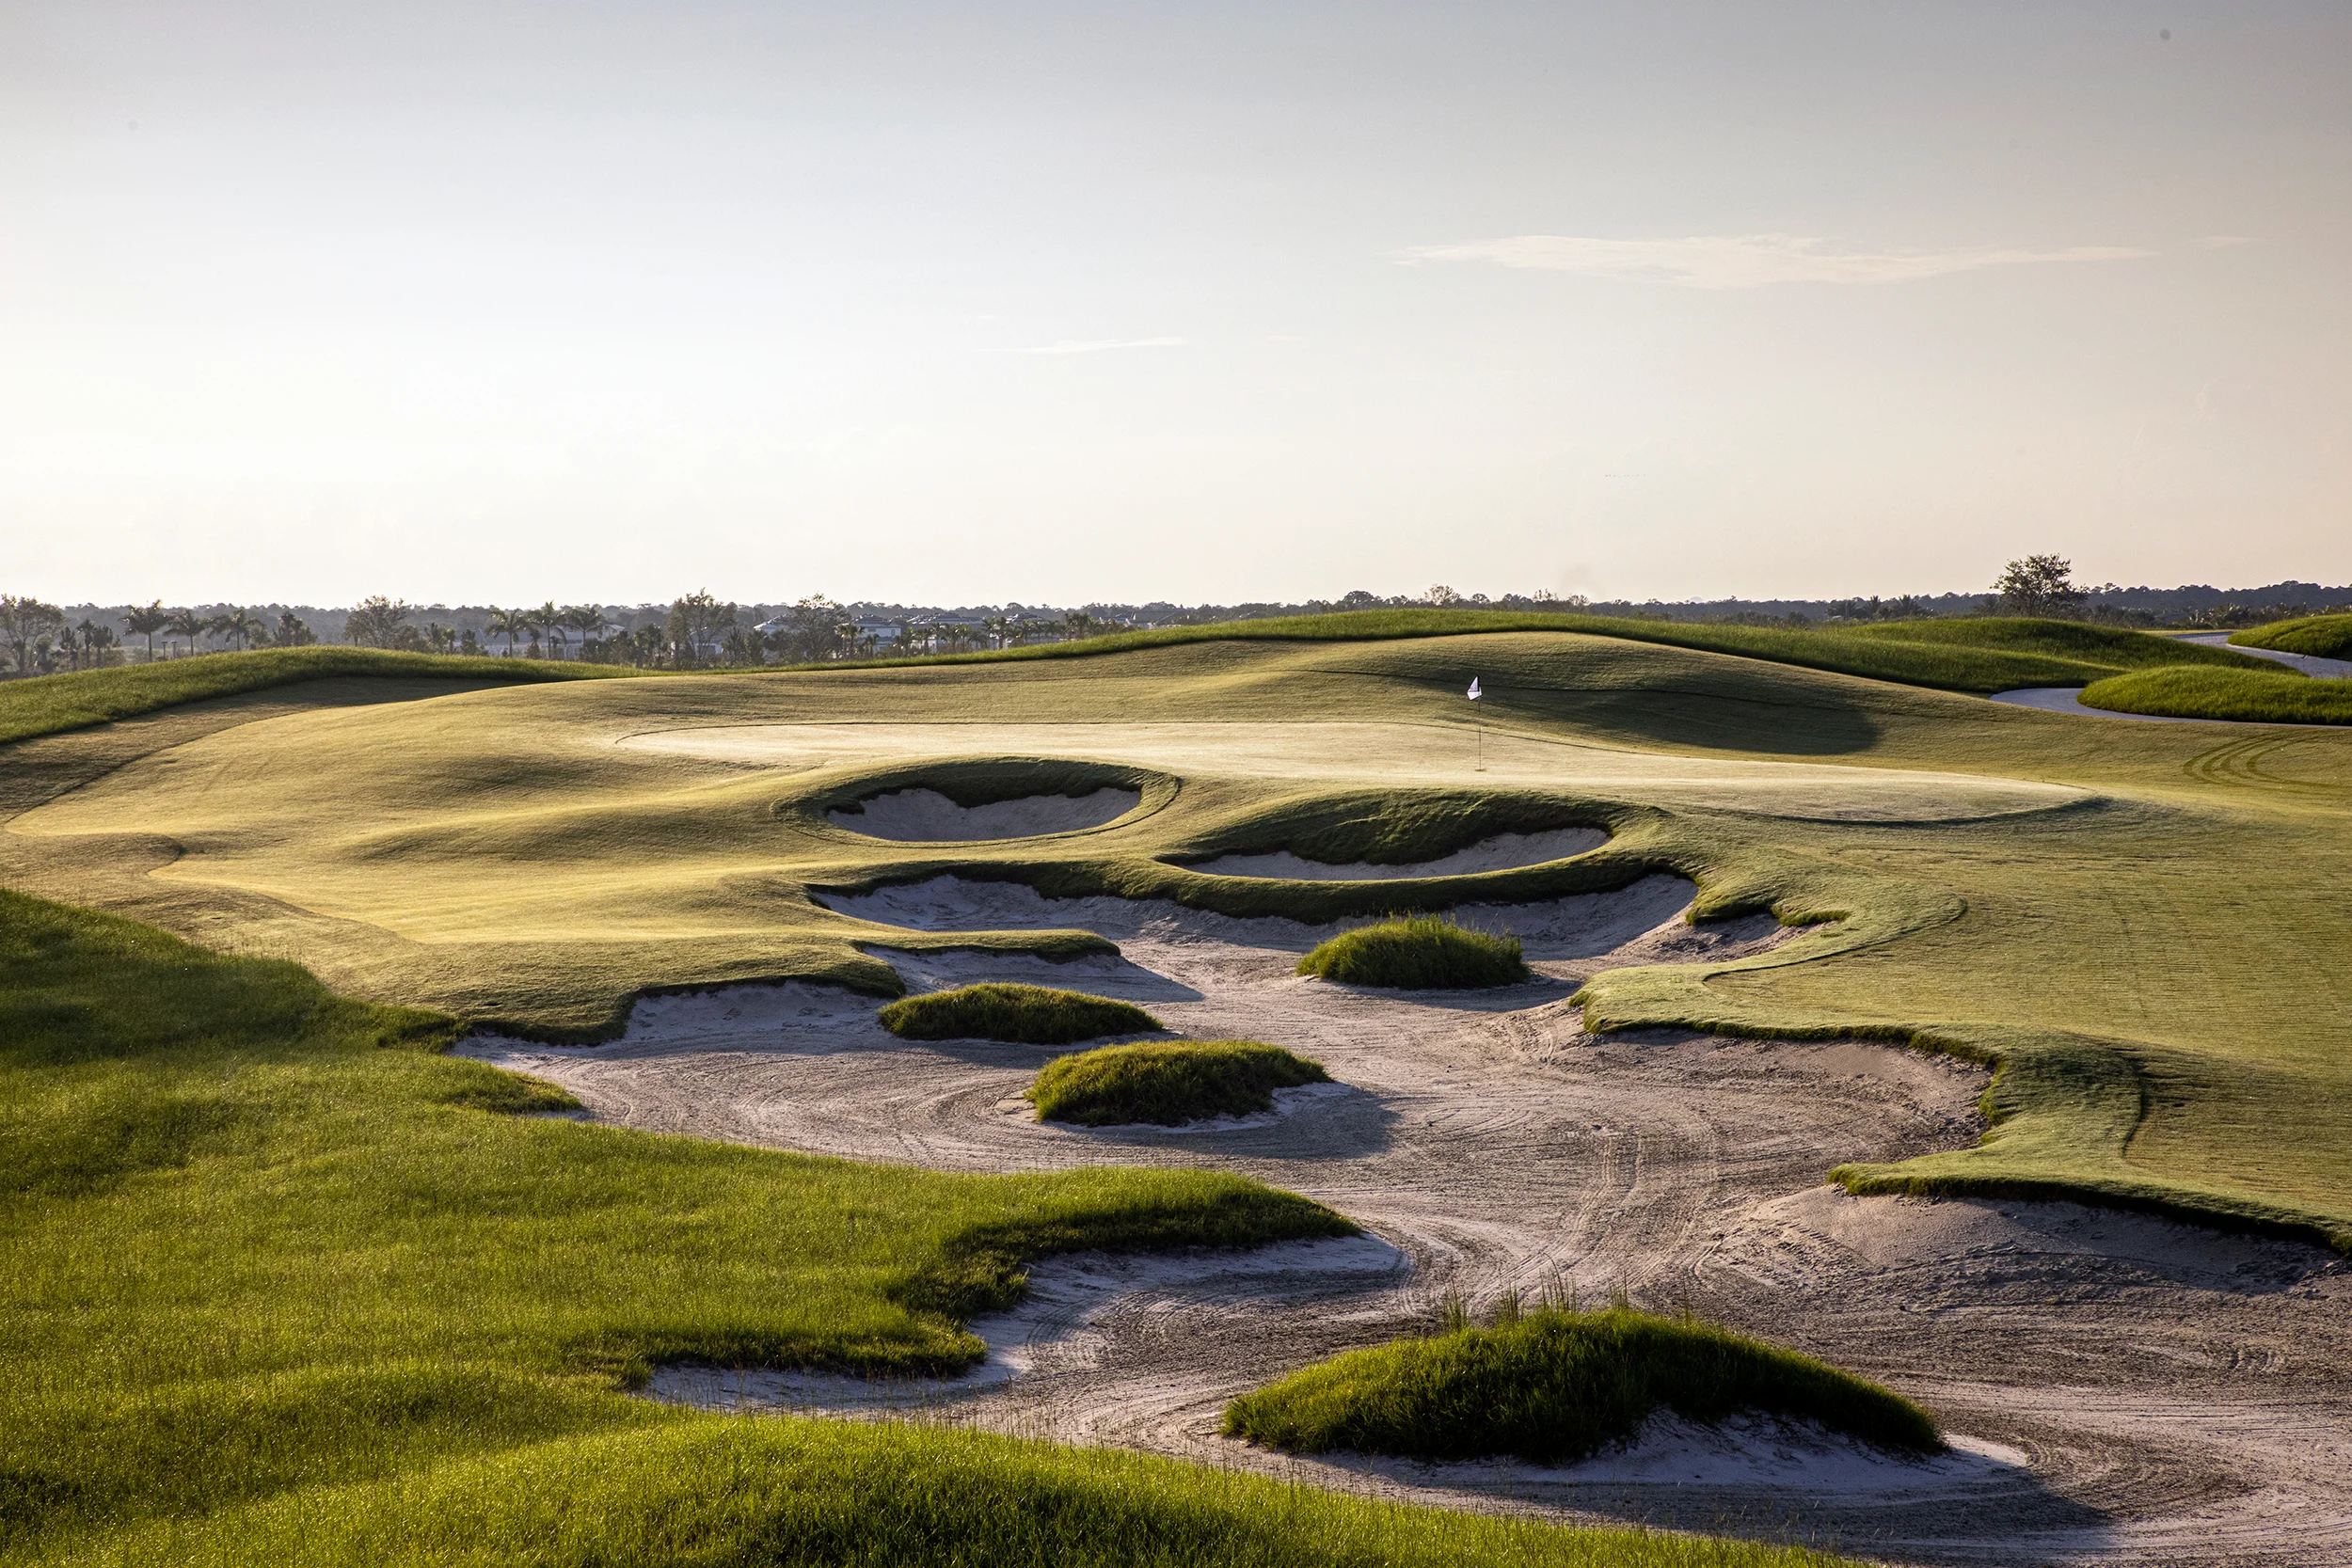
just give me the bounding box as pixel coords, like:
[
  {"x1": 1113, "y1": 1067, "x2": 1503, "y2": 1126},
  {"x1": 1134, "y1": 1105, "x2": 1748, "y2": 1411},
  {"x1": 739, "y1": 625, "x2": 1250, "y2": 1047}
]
[{"x1": 1027, "y1": 1040, "x2": 1330, "y2": 1127}]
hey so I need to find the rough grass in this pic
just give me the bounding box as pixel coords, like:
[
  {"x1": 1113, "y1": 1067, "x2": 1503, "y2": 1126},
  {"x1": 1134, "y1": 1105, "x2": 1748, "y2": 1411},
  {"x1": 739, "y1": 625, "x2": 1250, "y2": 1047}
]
[
  {"x1": 879, "y1": 983, "x2": 1163, "y2": 1044},
  {"x1": 1222, "y1": 1306, "x2": 1941, "y2": 1465},
  {"x1": 1296, "y1": 916, "x2": 1529, "y2": 990},
  {"x1": 0, "y1": 888, "x2": 1364, "y2": 1559},
  {"x1": 2078, "y1": 667, "x2": 2352, "y2": 725},
  {"x1": 0, "y1": 646, "x2": 633, "y2": 746},
  {"x1": 1027, "y1": 1040, "x2": 1331, "y2": 1127},
  {"x1": 2233, "y1": 612, "x2": 2352, "y2": 660}
]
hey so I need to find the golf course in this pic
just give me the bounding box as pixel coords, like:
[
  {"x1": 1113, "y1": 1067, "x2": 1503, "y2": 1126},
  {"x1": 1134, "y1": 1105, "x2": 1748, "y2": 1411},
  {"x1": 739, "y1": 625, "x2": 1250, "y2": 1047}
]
[{"x1": 6, "y1": 613, "x2": 2350, "y2": 1565}]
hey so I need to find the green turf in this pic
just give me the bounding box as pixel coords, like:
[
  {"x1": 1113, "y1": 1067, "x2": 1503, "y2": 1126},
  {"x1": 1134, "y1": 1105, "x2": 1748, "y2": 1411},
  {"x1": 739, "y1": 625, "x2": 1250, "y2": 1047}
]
[
  {"x1": 1221, "y1": 1306, "x2": 1940, "y2": 1465},
  {"x1": 793, "y1": 609, "x2": 2271, "y2": 694},
  {"x1": 8, "y1": 623, "x2": 2352, "y2": 1252},
  {"x1": 2078, "y1": 667, "x2": 2352, "y2": 725},
  {"x1": 880, "y1": 983, "x2": 1164, "y2": 1044},
  {"x1": 75, "y1": 1418, "x2": 1856, "y2": 1568},
  {"x1": 1027, "y1": 1040, "x2": 1331, "y2": 1127},
  {"x1": 1296, "y1": 916, "x2": 1529, "y2": 990},
  {"x1": 0, "y1": 647, "x2": 635, "y2": 747},
  {"x1": 2233, "y1": 612, "x2": 2352, "y2": 659},
  {"x1": 0, "y1": 888, "x2": 1366, "y2": 1559}
]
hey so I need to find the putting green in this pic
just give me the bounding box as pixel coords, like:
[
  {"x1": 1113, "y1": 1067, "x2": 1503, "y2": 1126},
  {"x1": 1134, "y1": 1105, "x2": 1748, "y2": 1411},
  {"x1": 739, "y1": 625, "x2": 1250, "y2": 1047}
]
[{"x1": 5, "y1": 629, "x2": 2349, "y2": 1245}]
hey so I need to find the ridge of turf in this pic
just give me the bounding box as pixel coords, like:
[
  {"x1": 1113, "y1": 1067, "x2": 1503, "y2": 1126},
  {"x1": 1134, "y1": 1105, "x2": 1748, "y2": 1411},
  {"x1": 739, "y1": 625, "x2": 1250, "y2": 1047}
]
[
  {"x1": 0, "y1": 646, "x2": 637, "y2": 746},
  {"x1": 1222, "y1": 1305, "x2": 1940, "y2": 1465}
]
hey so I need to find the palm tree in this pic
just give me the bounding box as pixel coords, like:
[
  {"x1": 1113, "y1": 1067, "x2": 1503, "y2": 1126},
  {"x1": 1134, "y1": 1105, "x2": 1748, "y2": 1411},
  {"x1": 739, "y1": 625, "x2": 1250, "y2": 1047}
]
[
  {"x1": 484, "y1": 607, "x2": 527, "y2": 657},
  {"x1": 424, "y1": 624, "x2": 457, "y2": 654},
  {"x1": 165, "y1": 609, "x2": 203, "y2": 657},
  {"x1": 529, "y1": 601, "x2": 564, "y2": 659},
  {"x1": 203, "y1": 608, "x2": 266, "y2": 650},
  {"x1": 564, "y1": 605, "x2": 604, "y2": 657},
  {"x1": 123, "y1": 601, "x2": 170, "y2": 662},
  {"x1": 69, "y1": 619, "x2": 119, "y2": 671}
]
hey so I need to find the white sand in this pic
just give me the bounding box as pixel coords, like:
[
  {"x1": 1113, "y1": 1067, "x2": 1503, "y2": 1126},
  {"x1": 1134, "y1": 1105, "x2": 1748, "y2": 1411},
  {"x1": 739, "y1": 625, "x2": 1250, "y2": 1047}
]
[
  {"x1": 828, "y1": 786, "x2": 1141, "y2": 840},
  {"x1": 1181, "y1": 827, "x2": 1608, "y2": 880}
]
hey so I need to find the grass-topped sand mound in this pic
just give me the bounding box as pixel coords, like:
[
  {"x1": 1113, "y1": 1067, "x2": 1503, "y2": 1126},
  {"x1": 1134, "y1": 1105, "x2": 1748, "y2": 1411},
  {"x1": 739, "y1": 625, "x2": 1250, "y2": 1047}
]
[
  {"x1": 2233, "y1": 612, "x2": 2352, "y2": 661},
  {"x1": 1028, "y1": 1040, "x2": 1331, "y2": 1127},
  {"x1": 1296, "y1": 916, "x2": 1528, "y2": 990},
  {"x1": 880, "y1": 983, "x2": 1163, "y2": 1044},
  {"x1": 2079, "y1": 666, "x2": 2352, "y2": 725},
  {"x1": 1222, "y1": 1304, "x2": 1941, "y2": 1465}
]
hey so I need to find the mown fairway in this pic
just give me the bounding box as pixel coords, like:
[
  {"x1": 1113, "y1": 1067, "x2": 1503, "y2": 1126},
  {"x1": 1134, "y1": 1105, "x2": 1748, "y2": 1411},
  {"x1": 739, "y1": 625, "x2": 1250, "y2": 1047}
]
[{"x1": 6, "y1": 628, "x2": 2348, "y2": 1247}]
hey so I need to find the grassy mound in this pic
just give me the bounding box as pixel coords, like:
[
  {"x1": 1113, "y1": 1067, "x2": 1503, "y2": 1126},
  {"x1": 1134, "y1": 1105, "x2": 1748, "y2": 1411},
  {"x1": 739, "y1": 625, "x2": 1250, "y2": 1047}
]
[
  {"x1": 1222, "y1": 1305, "x2": 1941, "y2": 1465},
  {"x1": 1027, "y1": 1040, "x2": 1331, "y2": 1127},
  {"x1": 1842, "y1": 616, "x2": 2267, "y2": 673},
  {"x1": 2078, "y1": 667, "x2": 2352, "y2": 725},
  {"x1": 1296, "y1": 917, "x2": 1528, "y2": 989},
  {"x1": 880, "y1": 983, "x2": 1163, "y2": 1044},
  {"x1": 0, "y1": 646, "x2": 633, "y2": 746},
  {"x1": 0, "y1": 889, "x2": 1365, "y2": 1558},
  {"x1": 88, "y1": 1417, "x2": 1860, "y2": 1568},
  {"x1": 788, "y1": 608, "x2": 2273, "y2": 694},
  {"x1": 2233, "y1": 612, "x2": 2352, "y2": 660}
]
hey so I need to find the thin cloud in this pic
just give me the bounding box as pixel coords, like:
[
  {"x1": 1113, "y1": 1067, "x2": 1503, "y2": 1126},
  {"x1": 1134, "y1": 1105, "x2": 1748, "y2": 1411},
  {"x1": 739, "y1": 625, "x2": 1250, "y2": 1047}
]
[
  {"x1": 1399, "y1": 233, "x2": 2150, "y2": 289},
  {"x1": 1016, "y1": 336, "x2": 1188, "y2": 355}
]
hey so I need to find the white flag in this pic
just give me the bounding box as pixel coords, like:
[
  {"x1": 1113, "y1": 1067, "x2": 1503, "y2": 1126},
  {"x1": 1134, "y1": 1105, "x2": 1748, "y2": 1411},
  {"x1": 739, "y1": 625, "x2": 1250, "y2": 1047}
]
[{"x1": 1467, "y1": 677, "x2": 1482, "y2": 701}]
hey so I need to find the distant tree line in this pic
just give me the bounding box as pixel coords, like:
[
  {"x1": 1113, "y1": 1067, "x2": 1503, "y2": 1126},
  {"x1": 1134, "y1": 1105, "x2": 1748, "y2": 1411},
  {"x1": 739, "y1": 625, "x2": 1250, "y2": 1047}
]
[{"x1": 7, "y1": 564, "x2": 2347, "y2": 676}]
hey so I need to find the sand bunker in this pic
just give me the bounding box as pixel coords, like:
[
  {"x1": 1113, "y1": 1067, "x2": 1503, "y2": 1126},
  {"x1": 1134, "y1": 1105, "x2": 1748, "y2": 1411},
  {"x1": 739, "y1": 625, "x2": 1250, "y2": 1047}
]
[
  {"x1": 462, "y1": 872, "x2": 2352, "y2": 1565},
  {"x1": 818, "y1": 870, "x2": 1776, "y2": 968},
  {"x1": 1181, "y1": 827, "x2": 1607, "y2": 881},
  {"x1": 828, "y1": 786, "x2": 1140, "y2": 841}
]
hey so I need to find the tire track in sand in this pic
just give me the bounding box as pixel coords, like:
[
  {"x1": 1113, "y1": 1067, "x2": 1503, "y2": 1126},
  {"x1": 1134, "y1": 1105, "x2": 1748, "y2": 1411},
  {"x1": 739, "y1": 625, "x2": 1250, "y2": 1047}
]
[{"x1": 465, "y1": 876, "x2": 2352, "y2": 1567}]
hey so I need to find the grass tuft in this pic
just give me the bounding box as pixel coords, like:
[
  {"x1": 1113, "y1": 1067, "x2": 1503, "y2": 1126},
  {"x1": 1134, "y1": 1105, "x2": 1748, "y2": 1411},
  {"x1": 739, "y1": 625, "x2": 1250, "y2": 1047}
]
[
  {"x1": 1296, "y1": 917, "x2": 1528, "y2": 990},
  {"x1": 2233, "y1": 612, "x2": 2352, "y2": 660},
  {"x1": 879, "y1": 983, "x2": 1164, "y2": 1044},
  {"x1": 1027, "y1": 1040, "x2": 1331, "y2": 1127},
  {"x1": 1222, "y1": 1306, "x2": 1942, "y2": 1465},
  {"x1": 2078, "y1": 666, "x2": 2352, "y2": 725}
]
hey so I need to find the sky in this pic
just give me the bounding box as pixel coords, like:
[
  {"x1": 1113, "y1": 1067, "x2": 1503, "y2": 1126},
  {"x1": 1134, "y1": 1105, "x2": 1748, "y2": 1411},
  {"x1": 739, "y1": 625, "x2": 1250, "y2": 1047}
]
[{"x1": 3, "y1": 0, "x2": 2347, "y2": 608}]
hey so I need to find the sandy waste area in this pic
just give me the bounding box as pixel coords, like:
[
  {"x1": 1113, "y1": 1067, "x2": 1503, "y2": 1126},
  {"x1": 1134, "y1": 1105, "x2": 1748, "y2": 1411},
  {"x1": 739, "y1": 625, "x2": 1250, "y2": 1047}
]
[{"x1": 465, "y1": 869, "x2": 2352, "y2": 1567}]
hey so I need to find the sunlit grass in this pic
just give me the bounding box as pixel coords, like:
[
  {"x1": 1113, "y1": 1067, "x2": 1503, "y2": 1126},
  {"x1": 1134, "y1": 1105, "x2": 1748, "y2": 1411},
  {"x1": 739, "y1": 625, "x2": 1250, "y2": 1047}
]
[
  {"x1": 879, "y1": 982, "x2": 1163, "y2": 1044},
  {"x1": 1223, "y1": 1305, "x2": 1939, "y2": 1465},
  {"x1": 2079, "y1": 667, "x2": 2352, "y2": 725},
  {"x1": 1027, "y1": 1040, "x2": 1331, "y2": 1127},
  {"x1": 2233, "y1": 612, "x2": 2352, "y2": 660},
  {"x1": 1296, "y1": 916, "x2": 1528, "y2": 990}
]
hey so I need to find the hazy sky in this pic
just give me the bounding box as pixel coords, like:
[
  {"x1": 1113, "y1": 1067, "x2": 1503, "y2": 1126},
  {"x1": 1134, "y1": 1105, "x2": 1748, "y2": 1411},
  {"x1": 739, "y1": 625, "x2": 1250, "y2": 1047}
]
[{"x1": 5, "y1": 1, "x2": 2346, "y2": 606}]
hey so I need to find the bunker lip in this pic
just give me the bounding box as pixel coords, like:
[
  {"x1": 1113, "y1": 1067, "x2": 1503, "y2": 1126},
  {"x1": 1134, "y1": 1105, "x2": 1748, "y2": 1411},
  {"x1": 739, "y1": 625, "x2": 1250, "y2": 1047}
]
[
  {"x1": 809, "y1": 869, "x2": 1764, "y2": 964},
  {"x1": 829, "y1": 785, "x2": 1143, "y2": 842},
  {"x1": 1174, "y1": 827, "x2": 1609, "y2": 881}
]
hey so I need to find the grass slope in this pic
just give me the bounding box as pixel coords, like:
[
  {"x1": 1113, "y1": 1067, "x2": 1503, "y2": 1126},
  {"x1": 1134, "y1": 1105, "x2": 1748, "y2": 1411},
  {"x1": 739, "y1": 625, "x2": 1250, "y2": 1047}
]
[
  {"x1": 85, "y1": 1418, "x2": 1856, "y2": 1568},
  {"x1": 1296, "y1": 917, "x2": 1528, "y2": 990},
  {"x1": 796, "y1": 609, "x2": 2271, "y2": 694},
  {"x1": 2234, "y1": 612, "x2": 2352, "y2": 659},
  {"x1": 1223, "y1": 1306, "x2": 1939, "y2": 1465},
  {"x1": 880, "y1": 983, "x2": 1163, "y2": 1043},
  {"x1": 0, "y1": 889, "x2": 1364, "y2": 1560},
  {"x1": 0, "y1": 647, "x2": 634, "y2": 746},
  {"x1": 2079, "y1": 667, "x2": 2352, "y2": 725},
  {"x1": 1028, "y1": 1040, "x2": 1330, "y2": 1127}
]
